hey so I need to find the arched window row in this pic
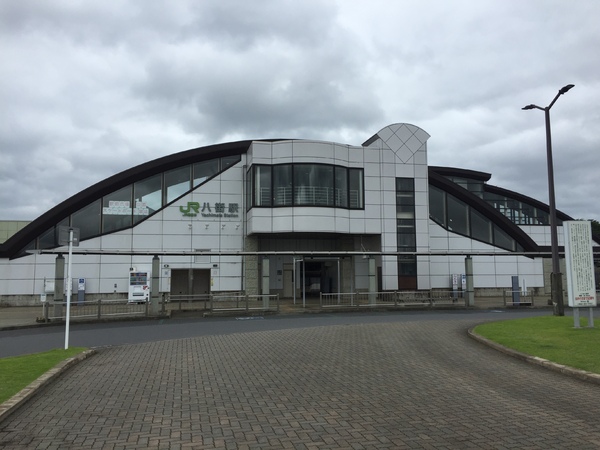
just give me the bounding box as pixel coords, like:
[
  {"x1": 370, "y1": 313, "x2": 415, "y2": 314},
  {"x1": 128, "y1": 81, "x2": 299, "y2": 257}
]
[
  {"x1": 429, "y1": 185, "x2": 523, "y2": 252},
  {"x1": 442, "y1": 174, "x2": 556, "y2": 226},
  {"x1": 248, "y1": 164, "x2": 364, "y2": 210},
  {"x1": 482, "y1": 192, "x2": 556, "y2": 226},
  {"x1": 33, "y1": 155, "x2": 240, "y2": 250}
]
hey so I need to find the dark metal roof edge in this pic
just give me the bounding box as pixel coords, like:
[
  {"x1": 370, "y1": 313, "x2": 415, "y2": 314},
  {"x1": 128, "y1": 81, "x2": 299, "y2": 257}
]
[
  {"x1": 429, "y1": 166, "x2": 492, "y2": 182},
  {"x1": 428, "y1": 170, "x2": 539, "y2": 252},
  {"x1": 362, "y1": 133, "x2": 380, "y2": 147}
]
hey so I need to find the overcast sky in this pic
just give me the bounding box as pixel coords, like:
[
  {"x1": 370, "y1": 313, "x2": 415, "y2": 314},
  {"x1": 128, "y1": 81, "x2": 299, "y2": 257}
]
[{"x1": 1, "y1": 0, "x2": 599, "y2": 223}]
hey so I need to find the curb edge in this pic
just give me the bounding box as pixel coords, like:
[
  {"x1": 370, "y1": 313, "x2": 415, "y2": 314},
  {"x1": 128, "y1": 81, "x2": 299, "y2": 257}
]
[
  {"x1": 0, "y1": 349, "x2": 97, "y2": 424},
  {"x1": 467, "y1": 328, "x2": 600, "y2": 386}
]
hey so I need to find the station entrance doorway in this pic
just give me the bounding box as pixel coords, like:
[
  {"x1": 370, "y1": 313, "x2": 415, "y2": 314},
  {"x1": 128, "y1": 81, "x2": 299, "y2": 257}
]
[
  {"x1": 293, "y1": 257, "x2": 341, "y2": 305},
  {"x1": 170, "y1": 269, "x2": 210, "y2": 297}
]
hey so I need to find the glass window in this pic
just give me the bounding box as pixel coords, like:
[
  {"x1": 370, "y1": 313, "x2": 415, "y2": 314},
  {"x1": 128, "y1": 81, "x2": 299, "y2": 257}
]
[
  {"x1": 397, "y1": 177, "x2": 417, "y2": 282},
  {"x1": 397, "y1": 218, "x2": 416, "y2": 232},
  {"x1": 102, "y1": 185, "x2": 133, "y2": 233},
  {"x1": 536, "y1": 209, "x2": 550, "y2": 225},
  {"x1": 164, "y1": 166, "x2": 191, "y2": 204},
  {"x1": 468, "y1": 180, "x2": 484, "y2": 197},
  {"x1": 398, "y1": 256, "x2": 417, "y2": 276},
  {"x1": 273, "y1": 165, "x2": 292, "y2": 206},
  {"x1": 248, "y1": 163, "x2": 363, "y2": 209},
  {"x1": 133, "y1": 174, "x2": 162, "y2": 224},
  {"x1": 221, "y1": 155, "x2": 240, "y2": 170},
  {"x1": 396, "y1": 178, "x2": 415, "y2": 216},
  {"x1": 396, "y1": 178, "x2": 414, "y2": 192},
  {"x1": 397, "y1": 194, "x2": 415, "y2": 215},
  {"x1": 397, "y1": 233, "x2": 416, "y2": 249},
  {"x1": 193, "y1": 159, "x2": 219, "y2": 187},
  {"x1": 334, "y1": 166, "x2": 348, "y2": 208},
  {"x1": 253, "y1": 165, "x2": 272, "y2": 206},
  {"x1": 38, "y1": 217, "x2": 68, "y2": 249},
  {"x1": 470, "y1": 208, "x2": 492, "y2": 244},
  {"x1": 484, "y1": 191, "x2": 557, "y2": 227},
  {"x1": 429, "y1": 186, "x2": 446, "y2": 227},
  {"x1": 494, "y1": 225, "x2": 516, "y2": 251},
  {"x1": 38, "y1": 227, "x2": 58, "y2": 249},
  {"x1": 349, "y1": 169, "x2": 363, "y2": 209},
  {"x1": 447, "y1": 195, "x2": 469, "y2": 235},
  {"x1": 246, "y1": 167, "x2": 252, "y2": 212},
  {"x1": 294, "y1": 165, "x2": 334, "y2": 206},
  {"x1": 72, "y1": 199, "x2": 101, "y2": 240}
]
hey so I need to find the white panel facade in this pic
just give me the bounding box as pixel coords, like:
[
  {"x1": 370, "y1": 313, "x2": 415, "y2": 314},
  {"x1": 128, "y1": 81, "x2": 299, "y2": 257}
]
[{"x1": 3, "y1": 122, "x2": 583, "y2": 306}]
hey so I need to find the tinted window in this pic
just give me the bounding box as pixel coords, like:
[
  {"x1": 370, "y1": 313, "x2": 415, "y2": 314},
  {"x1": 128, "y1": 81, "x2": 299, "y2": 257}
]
[
  {"x1": 334, "y1": 166, "x2": 348, "y2": 208},
  {"x1": 133, "y1": 175, "x2": 162, "y2": 224},
  {"x1": 253, "y1": 165, "x2": 272, "y2": 206},
  {"x1": 429, "y1": 186, "x2": 446, "y2": 227},
  {"x1": 164, "y1": 166, "x2": 191, "y2": 204},
  {"x1": 447, "y1": 195, "x2": 469, "y2": 235},
  {"x1": 470, "y1": 208, "x2": 492, "y2": 243},
  {"x1": 294, "y1": 165, "x2": 334, "y2": 206},
  {"x1": 72, "y1": 199, "x2": 101, "y2": 239},
  {"x1": 102, "y1": 185, "x2": 133, "y2": 233},
  {"x1": 349, "y1": 169, "x2": 363, "y2": 209},
  {"x1": 273, "y1": 165, "x2": 292, "y2": 206},
  {"x1": 193, "y1": 160, "x2": 219, "y2": 187}
]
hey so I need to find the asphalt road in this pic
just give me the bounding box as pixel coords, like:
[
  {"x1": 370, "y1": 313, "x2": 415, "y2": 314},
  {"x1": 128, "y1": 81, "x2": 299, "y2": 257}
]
[{"x1": 1, "y1": 309, "x2": 547, "y2": 358}]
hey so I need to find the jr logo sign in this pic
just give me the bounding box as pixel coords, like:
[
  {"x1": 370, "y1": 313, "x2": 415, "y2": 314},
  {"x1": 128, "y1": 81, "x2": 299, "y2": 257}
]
[
  {"x1": 180, "y1": 202, "x2": 200, "y2": 217},
  {"x1": 180, "y1": 201, "x2": 240, "y2": 218}
]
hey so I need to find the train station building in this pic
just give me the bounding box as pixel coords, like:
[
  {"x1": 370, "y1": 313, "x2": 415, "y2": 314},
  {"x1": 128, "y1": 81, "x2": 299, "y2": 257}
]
[{"x1": 1, "y1": 123, "x2": 598, "y2": 305}]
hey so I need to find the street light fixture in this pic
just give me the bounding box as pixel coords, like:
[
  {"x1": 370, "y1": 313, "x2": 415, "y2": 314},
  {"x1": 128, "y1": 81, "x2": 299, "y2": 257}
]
[{"x1": 522, "y1": 83, "x2": 574, "y2": 316}]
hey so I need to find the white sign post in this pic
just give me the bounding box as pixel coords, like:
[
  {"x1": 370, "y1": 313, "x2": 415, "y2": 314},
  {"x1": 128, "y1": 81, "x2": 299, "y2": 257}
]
[
  {"x1": 563, "y1": 221, "x2": 597, "y2": 328},
  {"x1": 59, "y1": 226, "x2": 80, "y2": 349}
]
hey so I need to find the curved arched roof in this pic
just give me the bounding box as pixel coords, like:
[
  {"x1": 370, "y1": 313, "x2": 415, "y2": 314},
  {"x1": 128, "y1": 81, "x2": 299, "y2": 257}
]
[
  {"x1": 428, "y1": 166, "x2": 572, "y2": 223},
  {"x1": 0, "y1": 140, "x2": 264, "y2": 258},
  {"x1": 1, "y1": 139, "x2": 593, "y2": 258}
]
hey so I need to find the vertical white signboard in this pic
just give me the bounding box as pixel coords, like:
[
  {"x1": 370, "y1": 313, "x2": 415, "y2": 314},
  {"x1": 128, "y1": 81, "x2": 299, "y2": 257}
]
[{"x1": 563, "y1": 221, "x2": 597, "y2": 307}]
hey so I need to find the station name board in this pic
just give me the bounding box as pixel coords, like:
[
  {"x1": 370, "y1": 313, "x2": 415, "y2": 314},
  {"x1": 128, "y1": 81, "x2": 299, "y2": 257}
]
[{"x1": 180, "y1": 201, "x2": 239, "y2": 218}]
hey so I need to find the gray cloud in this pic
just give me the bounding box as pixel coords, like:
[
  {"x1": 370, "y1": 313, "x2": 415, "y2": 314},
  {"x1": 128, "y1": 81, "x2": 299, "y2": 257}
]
[{"x1": 1, "y1": 0, "x2": 599, "y2": 222}]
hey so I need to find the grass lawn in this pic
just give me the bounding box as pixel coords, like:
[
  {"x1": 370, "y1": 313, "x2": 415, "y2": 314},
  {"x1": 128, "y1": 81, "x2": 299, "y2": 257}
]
[
  {"x1": 0, "y1": 347, "x2": 87, "y2": 404},
  {"x1": 474, "y1": 315, "x2": 600, "y2": 374}
]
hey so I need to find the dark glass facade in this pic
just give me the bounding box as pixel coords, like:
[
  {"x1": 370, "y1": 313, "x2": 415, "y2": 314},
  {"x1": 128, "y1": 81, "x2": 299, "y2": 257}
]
[
  {"x1": 483, "y1": 192, "x2": 556, "y2": 226},
  {"x1": 249, "y1": 164, "x2": 364, "y2": 210},
  {"x1": 429, "y1": 185, "x2": 523, "y2": 252},
  {"x1": 30, "y1": 155, "x2": 240, "y2": 250},
  {"x1": 397, "y1": 178, "x2": 417, "y2": 287}
]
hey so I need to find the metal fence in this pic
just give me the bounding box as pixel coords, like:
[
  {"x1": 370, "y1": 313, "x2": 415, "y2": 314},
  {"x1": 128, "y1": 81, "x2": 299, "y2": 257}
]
[
  {"x1": 42, "y1": 299, "x2": 148, "y2": 322},
  {"x1": 166, "y1": 293, "x2": 280, "y2": 314},
  {"x1": 167, "y1": 294, "x2": 213, "y2": 312},
  {"x1": 502, "y1": 290, "x2": 535, "y2": 306},
  {"x1": 38, "y1": 287, "x2": 555, "y2": 321},
  {"x1": 319, "y1": 290, "x2": 466, "y2": 309}
]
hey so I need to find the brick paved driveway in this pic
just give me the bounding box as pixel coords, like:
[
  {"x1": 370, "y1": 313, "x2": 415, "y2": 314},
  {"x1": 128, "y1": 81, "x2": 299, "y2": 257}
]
[{"x1": 1, "y1": 317, "x2": 599, "y2": 449}]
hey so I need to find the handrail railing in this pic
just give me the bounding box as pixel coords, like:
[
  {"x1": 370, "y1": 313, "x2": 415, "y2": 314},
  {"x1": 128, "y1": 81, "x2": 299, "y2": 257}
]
[
  {"x1": 166, "y1": 292, "x2": 279, "y2": 313},
  {"x1": 42, "y1": 299, "x2": 148, "y2": 322},
  {"x1": 502, "y1": 290, "x2": 535, "y2": 306},
  {"x1": 320, "y1": 290, "x2": 466, "y2": 308}
]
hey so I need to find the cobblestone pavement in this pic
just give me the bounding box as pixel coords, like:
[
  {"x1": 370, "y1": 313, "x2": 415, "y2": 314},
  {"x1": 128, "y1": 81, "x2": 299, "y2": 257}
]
[{"x1": 1, "y1": 317, "x2": 600, "y2": 449}]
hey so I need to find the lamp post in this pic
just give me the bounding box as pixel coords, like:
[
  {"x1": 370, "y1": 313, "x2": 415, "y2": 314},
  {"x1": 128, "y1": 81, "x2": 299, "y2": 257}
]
[{"x1": 522, "y1": 83, "x2": 574, "y2": 316}]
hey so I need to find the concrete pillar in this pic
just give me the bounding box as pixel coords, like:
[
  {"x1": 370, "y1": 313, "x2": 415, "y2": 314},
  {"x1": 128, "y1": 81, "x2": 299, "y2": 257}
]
[
  {"x1": 368, "y1": 257, "x2": 377, "y2": 304},
  {"x1": 150, "y1": 255, "x2": 160, "y2": 315},
  {"x1": 465, "y1": 255, "x2": 474, "y2": 307},
  {"x1": 54, "y1": 254, "x2": 65, "y2": 319},
  {"x1": 244, "y1": 236, "x2": 259, "y2": 296},
  {"x1": 261, "y1": 257, "x2": 270, "y2": 308}
]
